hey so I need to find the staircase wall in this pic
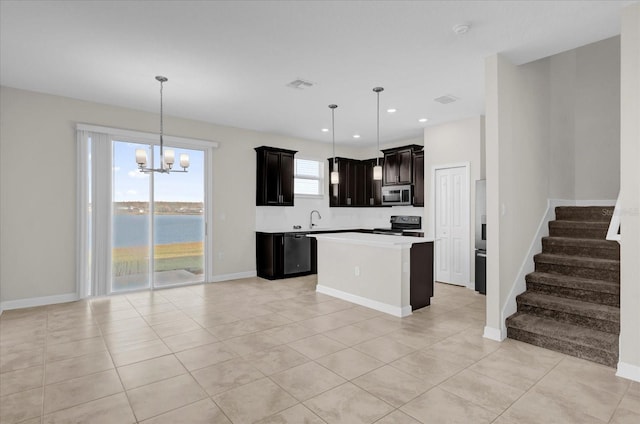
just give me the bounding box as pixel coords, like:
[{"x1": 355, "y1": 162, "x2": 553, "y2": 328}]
[{"x1": 618, "y1": 3, "x2": 640, "y2": 382}]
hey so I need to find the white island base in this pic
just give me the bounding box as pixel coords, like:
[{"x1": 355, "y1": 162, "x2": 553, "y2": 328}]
[{"x1": 311, "y1": 232, "x2": 434, "y2": 318}]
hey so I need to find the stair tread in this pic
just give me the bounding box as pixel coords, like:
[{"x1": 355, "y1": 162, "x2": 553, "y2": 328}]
[
  {"x1": 506, "y1": 312, "x2": 618, "y2": 350},
  {"x1": 517, "y1": 291, "x2": 619, "y2": 322},
  {"x1": 555, "y1": 206, "x2": 614, "y2": 222},
  {"x1": 534, "y1": 253, "x2": 619, "y2": 269},
  {"x1": 542, "y1": 236, "x2": 619, "y2": 248},
  {"x1": 526, "y1": 272, "x2": 619, "y2": 293}
]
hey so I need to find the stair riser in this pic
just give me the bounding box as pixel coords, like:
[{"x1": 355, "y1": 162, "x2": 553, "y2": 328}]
[
  {"x1": 526, "y1": 282, "x2": 620, "y2": 307},
  {"x1": 555, "y1": 209, "x2": 614, "y2": 222},
  {"x1": 535, "y1": 262, "x2": 619, "y2": 282},
  {"x1": 541, "y1": 243, "x2": 619, "y2": 260},
  {"x1": 548, "y1": 227, "x2": 608, "y2": 239},
  {"x1": 506, "y1": 327, "x2": 617, "y2": 367},
  {"x1": 516, "y1": 303, "x2": 619, "y2": 334}
]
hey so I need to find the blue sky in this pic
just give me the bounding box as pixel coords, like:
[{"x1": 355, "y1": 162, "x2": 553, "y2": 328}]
[{"x1": 112, "y1": 141, "x2": 204, "y2": 203}]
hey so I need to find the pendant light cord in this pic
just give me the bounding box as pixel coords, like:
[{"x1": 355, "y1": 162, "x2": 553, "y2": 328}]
[
  {"x1": 376, "y1": 90, "x2": 380, "y2": 166},
  {"x1": 329, "y1": 104, "x2": 338, "y2": 166},
  {"x1": 159, "y1": 79, "x2": 164, "y2": 157},
  {"x1": 332, "y1": 107, "x2": 335, "y2": 165}
]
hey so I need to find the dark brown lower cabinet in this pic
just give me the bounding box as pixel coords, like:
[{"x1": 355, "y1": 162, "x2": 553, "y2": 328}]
[
  {"x1": 256, "y1": 232, "x2": 284, "y2": 279},
  {"x1": 256, "y1": 232, "x2": 315, "y2": 280},
  {"x1": 410, "y1": 242, "x2": 434, "y2": 310}
]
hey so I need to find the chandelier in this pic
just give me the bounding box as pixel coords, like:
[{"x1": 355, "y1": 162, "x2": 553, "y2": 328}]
[{"x1": 135, "y1": 76, "x2": 189, "y2": 173}]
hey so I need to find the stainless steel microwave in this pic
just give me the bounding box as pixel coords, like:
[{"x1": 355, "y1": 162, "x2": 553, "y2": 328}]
[{"x1": 382, "y1": 185, "x2": 412, "y2": 205}]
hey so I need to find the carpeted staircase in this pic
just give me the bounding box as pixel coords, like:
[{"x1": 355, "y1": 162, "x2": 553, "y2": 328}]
[{"x1": 506, "y1": 206, "x2": 620, "y2": 367}]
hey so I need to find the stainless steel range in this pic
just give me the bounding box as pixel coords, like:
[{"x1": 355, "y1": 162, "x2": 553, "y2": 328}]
[{"x1": 373, "y1": 215, "x2": 422, "y2": 236}]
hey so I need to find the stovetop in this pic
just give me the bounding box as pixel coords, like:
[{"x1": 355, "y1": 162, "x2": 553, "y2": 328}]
[{"x1": 373, "y1": 215, "x2": 422, "y2": 236}]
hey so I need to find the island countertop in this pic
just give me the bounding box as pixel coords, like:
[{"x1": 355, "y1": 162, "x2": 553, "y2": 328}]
[{"x1": 309, "y1": 232, "x2": 434, "y2": 248}]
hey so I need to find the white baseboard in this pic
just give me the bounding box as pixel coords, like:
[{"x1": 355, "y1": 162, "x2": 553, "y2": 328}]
[
  {"x1": 483, "y1": 325, "x2": 506, "y2": 341},
  {"x1": 316, "y1": 284, "x2": 412, "y2": 317},
  {"x1": 574, "y1": 199, "x2": 617, "y2": 206},
  {"x1": 210, "y1": 271, "x2": 257, "y2": 282},
  {"x1": 616, "y1": 361, "x2": 640, "y2": 382},
  {"x1": 0, "y1": 292, "x2": 79, "y2": 311}
]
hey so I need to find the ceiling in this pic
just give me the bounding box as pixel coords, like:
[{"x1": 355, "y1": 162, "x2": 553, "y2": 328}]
[{"x1": 0, "y1": 1, "x2": 634, "y2": 146}]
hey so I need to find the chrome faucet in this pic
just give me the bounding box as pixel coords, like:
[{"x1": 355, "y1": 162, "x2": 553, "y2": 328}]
[{"x1": 310, "y1": 210, "x2": 322, "y2": 229}]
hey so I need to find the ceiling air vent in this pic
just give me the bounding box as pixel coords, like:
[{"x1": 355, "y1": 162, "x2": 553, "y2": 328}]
[
  {"x1": 286, "y1": 78, "x2": 315, "y2": 90},
  {"x1": 434, "y1": 94, "x2": 459, "y2": 104}
]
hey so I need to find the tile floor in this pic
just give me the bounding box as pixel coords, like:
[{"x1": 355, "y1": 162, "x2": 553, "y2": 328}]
[{"x1": 1, "y1": 276, "x2": 638, "y2": 424}]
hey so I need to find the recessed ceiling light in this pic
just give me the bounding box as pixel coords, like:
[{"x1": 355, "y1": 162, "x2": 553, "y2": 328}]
[
  {"x1": 418, "y1": 118, "x2": 428, "y2": 123},
  {"x1": 387, "y1": 108, "x2": 397, "y2": 113},
  {"x1": 353, "y1": 134, "x2": 361, "y2": 139},
  {"x1": 452, "y1": 23, "x2": 471, "y2": 35},
  {"x1": 321, "y1": 128, "x2": 329, "y2": 132}
]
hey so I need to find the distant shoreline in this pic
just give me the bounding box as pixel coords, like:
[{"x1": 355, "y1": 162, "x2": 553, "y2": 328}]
[{"x1": 113, "y1": 201, "x2": 203, "y2": 215}]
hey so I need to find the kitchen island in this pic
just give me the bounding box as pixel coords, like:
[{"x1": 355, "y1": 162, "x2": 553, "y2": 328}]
[{"x1": 309, "y1": 232, "x2": 434, "y2": 317}]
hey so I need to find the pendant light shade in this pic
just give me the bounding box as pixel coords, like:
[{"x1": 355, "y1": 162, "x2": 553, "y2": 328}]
[
  {"x1": 373, "y1": 164, "x2": 383, "y2": 180},
  {"x1": 373, "y1": 87, "x2": 384, "y2": 181},
  {"x1": 329, "y1": 104, "x2": 339, "y2": 185}
]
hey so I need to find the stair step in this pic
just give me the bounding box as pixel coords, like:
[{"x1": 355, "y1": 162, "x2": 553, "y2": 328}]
[
  {"x1": 542, "y1": 236, "x2": 619, "y2": 260},
  {"x1": 548, "y1": 220, "x2": 609, "y2": 239},
  {"x1": 534, "y1": 253, "x2": 619, "y2": 282},
  {"x1": 555, "y1": 206, "x2": 614, "y2": 222},
  {"x1": 526, "y1": 272, "x2": 619, "y2": 306},
  {"x1": 506, "y1": 312, "x2": 618, "y2": 367},
  {"x1": 516, "y1": 292, "x2": 619, "y2": 333}
]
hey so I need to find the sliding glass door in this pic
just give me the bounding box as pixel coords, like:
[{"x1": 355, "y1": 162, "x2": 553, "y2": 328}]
[
  {"x1": 111, "y1": 141, "x2": 205, "y2": 292},
  {"x1": 153, "y1": 146, "x2": 205, "y2": 288}
]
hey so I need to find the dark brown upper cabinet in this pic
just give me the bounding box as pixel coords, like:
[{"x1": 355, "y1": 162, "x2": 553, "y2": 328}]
[
  {"x1": 412, "y1": 150, "x2": 424, "y2": 207},
  {"x1": 255, "y1": 146, "x2": 296, "y2": 206},
  {"x1": 382, "y1": 144, "x2": 423, "y2": 186},
  {"x1": 328, "y1": 157, "x2": 384, "y2": 207}
]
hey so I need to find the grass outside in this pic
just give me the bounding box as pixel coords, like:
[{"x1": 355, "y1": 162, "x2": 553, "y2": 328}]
[{"x1": 112, "y1": 241, "x2": 204, "y2": 276}]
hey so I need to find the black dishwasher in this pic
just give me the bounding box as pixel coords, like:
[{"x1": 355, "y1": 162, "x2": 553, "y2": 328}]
[{"x1": 283, "y1": 233, "x2": 311, "y2": 275}]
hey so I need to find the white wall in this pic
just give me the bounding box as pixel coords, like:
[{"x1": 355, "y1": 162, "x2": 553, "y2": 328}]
[
  {"x1": 548, "y1": 37, "x2": 621, "y2": 200},
  {"x1": 484, "y1": 54, "x2": 551, "y2": 337},
  {"x1": 618, "y1": 3, "x2": 640, "y2": 381},
  {"x1": 423, "y1": 117, "x2": 484, "y2": 285}
]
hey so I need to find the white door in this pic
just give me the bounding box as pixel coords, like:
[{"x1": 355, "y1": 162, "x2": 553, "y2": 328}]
[{"x1": 434, "y1": 166, "x2": 469, "y2": 286}]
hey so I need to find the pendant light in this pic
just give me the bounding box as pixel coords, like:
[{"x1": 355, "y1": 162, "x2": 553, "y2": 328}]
[
  {"x1": 373, "y1": 87, "x2": 384, "y2": 180},
  {"x1": 135, "y1": 76, "x2": 189, "y2": 173},
  {"x1": 329, "y1": 104, "x2": 339, "y2": 185}
]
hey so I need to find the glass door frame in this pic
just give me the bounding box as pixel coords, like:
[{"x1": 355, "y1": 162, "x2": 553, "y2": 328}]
[{"x1": 109, "y1": 134, "x2": 214, "y2": 294}]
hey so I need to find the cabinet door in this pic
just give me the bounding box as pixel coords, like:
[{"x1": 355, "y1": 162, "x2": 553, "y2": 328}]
[
  {"x1": 263, "y1": 151, "x2": 281, "y2": 205},
  {"x1": 398, "y1": 149, "x2": 413, "y2": 184},
  {"x1": 279, "y1": 152, "x2": 294, "y2": 205},
  {"x1": 346, "y1": 160, "x2": 365, "y2": 206},
  {"x1": 383, "y1": 152, "x2": 399, "y2": 185},
  {"x1": 338, "y1": 160, "x2": 350, "y2": 206},
  {"x1": 328, "y1": 159, "x2": 339, "y2": 207},
  {"x1": 412, "y1": 152, "x2": 424, "y2": 206},
  {"x1": 256, "y1": 232, "x2": 284, "y2": 279}
]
